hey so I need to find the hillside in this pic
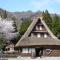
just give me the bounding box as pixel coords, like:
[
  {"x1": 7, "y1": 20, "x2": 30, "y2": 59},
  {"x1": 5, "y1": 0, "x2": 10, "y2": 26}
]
[
  {"x1": 0, "y1": 8, "x2": 60, "y2": 30},
  {"x1": 0, "y1": 8, "x2": 43, "y2": 20}
]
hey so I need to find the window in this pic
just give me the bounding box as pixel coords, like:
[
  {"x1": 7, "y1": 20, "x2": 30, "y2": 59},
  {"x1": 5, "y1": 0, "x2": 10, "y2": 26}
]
[
  {"x1": 40, "y1": 26, "x2": 42, "y2": 30},
  {"x1": 29, "y1": 48, "x2": 32, "y2": 53},
  {"x1": 37, "y1": 34, "x2": 41, "y2": 38},
  {"x1": 22, "y1": 48, "x2": 28, "y2": 53},
  {"x1": 44, "y1": 34, "x2": 47, "y2": 38},
  {"x1": 6, "y1": 48, "x2": 10, "y2": 51}
]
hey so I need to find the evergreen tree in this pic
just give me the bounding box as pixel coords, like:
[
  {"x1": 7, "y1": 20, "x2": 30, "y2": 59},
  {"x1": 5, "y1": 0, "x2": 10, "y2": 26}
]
[
  {"x1": 12, "y1": 16, "x2": 17, "y2": 21},
  {"x1": 42, "y1": 10, "x2": 52, "y2": 30},
  {"x1": 19, "y1": 18, "x2": 32, "y2": 36},
  {"x1": 11, "y1": 17, "x2": 20, "y2": 44},
  {"x1": 52, "y1": 14, "x2": 60, "y2": 36},
  {"x1": 0, "y1": 36, "x2": 6, "y2": 49},
  {"x1": 12, "y1": 17, "x2": 17, "y2": 32},
  {"x1": 2, "y1": 10, "x2": 7, "y2": 19}
]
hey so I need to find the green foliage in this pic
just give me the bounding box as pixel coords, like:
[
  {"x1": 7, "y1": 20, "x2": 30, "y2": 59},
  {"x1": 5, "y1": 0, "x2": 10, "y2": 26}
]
[
  {"x1": 11, "y1": 34, "x2": 20, "y2": 44},
  {"x1": 2, "y1": 10, "x2": 7, "y2": 19},
  {"x1": 42, "y1": 10, "x2": 52, "y2": 30},
  {"x1": 11, "y1": 17, "x2": 20, "y2": 44},
  {"x1": 12, "y1": 16, "x2": 17, "y2": 20},
  {"x1": 42, "y1": 10, "x2": 60, "y2": 37},
  {"x1": 0, "y1": 12, "x2": 2, "y2": 17},
  {"x1": 12, "y1": 17, "x2": 17, "y2": 32},
  {"x1": 52, "y1": 14, "x2": 60, "y2": 36},
  {"x1": 0, "y1": 37, "x2": 6, "y2": 49},
  {"x1": 19, "y1": 18, "x2": 32, "y2": 35}
]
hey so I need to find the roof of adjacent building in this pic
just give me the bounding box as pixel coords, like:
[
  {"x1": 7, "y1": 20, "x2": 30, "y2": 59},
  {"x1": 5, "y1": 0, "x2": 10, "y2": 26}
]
[{"x1": 16, "y1": 17, "x2": 60, "y2": 47}]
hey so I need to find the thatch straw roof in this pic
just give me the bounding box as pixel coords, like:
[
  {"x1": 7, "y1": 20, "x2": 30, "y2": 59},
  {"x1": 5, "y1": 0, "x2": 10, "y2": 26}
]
[{"x1": 16, "y1": 17, "x2": 60, "y2": 47}]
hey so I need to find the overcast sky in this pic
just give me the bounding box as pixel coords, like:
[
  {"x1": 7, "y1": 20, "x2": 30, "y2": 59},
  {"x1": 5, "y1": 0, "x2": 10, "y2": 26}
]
[{"x1": 0, "y1": 0, "x2": 60, "y2": 14}]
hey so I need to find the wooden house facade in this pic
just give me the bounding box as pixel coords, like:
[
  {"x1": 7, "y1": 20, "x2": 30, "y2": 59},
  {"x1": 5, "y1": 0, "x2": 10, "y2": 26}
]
[
  {"x1": 16, "y1": 17, "x2": 60, "y2": 57},
  {"x1": 5, "y1": 43, "x2": 15, "y2": 53}
]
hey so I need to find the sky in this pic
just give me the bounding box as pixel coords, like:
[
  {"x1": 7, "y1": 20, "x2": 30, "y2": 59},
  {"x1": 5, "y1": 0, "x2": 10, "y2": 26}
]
[{"x1": 0, "y1": 0, "x2": 60, "y2": 14}]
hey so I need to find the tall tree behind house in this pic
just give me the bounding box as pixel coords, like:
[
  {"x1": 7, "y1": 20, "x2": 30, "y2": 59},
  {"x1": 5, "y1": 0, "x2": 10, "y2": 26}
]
[
  {"x1": 19, "y1": 18, "x2": 32, "y2": 36},
  {"x1": 42, "y1": 10, "x2": 52, "y2": 30},
  {"x1": 42, "y1": 10, "x2": 60, "y2": 37},
  {"x1": 52, "y1": 14, "x2": 60, "y2": 36}
]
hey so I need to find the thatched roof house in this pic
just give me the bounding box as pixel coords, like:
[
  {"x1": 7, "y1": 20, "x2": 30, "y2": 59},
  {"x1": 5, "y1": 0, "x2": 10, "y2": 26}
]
[
  {"x1": 16, "y1": 17, "x2": 60, "y2": 57},
  {"x1": 5, "y1": 43, "x2": 14, "y2": 53}
]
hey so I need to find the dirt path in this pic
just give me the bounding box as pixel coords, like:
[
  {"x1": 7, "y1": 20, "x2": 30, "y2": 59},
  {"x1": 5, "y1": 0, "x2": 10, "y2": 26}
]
[{"x1": 7, "y1": 57, "x2": 60, "y2": 60}]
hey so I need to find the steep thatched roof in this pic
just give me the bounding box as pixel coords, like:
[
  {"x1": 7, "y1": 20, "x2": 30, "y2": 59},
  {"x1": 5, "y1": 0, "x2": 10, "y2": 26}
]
[
  {"x1": 16, "y1": 17, "x2": 60, "y2": 47},
  {"x1": 16, "y1": 37, "x2": 60, "y2": 47}
]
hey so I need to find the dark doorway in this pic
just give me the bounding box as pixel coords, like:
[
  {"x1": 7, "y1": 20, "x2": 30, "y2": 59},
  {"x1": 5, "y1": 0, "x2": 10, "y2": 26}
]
[{"x1": 35, "y1": 48, "x2": 43, "y2": 57}]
